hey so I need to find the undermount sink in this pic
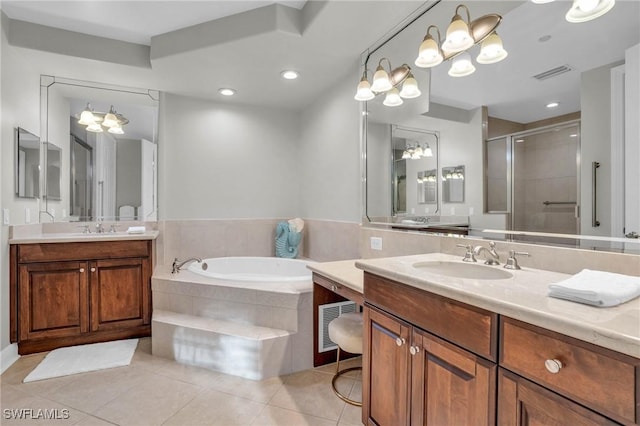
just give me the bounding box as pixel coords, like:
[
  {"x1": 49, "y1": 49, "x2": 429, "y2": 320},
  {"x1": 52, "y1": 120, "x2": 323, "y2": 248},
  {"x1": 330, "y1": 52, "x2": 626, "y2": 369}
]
[{"x1": 412, "y1": 261, "x2": 513, "y2": 280}]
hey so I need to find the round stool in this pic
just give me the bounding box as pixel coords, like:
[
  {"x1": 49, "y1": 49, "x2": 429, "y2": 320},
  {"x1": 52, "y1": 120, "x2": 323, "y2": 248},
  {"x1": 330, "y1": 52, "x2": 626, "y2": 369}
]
[{"x1": 327, "y1": 311, "x2": 363, "y2": 406}]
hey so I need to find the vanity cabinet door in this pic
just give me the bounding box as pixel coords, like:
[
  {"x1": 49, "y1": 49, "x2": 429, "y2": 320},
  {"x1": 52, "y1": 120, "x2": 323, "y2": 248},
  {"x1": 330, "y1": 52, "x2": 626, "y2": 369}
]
[
  {"x1": 18, "y1": 261, "x2": 90, "y2": 341},
  {"x1": 363, "y1": 305, "x2": 411, "y2": 426},
  {"x1": 498, "y1": 368, "x2": 620, "y2": 426},
  {"x1": 410, "y1": 328, "x2": 496, "y2": 426},
  {"x1": 89, "y1": 257, "x2": 151, "y2": 332}
]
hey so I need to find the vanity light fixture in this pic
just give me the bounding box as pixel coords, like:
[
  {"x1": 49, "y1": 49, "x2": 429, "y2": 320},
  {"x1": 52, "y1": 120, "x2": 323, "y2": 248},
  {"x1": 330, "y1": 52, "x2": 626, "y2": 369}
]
[
  {"x1": 354, "y1": 58, "x2": 421, "y2": 106},
  {"x1": 75, "y1": 103, "x2": 129, "y2": 134},
  {"x1": 402, "y1": 142, "x2": 433, "y2": 160},
  {"x1": 531, "y1": 0, "x2": 615, "y2": 23},
  {"x1": 414, "y1": 5, "x2": 505, "y2": 78}
]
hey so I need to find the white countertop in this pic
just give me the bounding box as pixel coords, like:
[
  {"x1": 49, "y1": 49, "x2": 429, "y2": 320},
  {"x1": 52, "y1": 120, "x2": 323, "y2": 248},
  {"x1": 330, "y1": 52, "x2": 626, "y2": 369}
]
[
  {"x1": 310, "y1": 253, "x2": 640, "y2": 359},
  {"x1": 9, "y1": 230, "x2": 159, "y2": 244}
]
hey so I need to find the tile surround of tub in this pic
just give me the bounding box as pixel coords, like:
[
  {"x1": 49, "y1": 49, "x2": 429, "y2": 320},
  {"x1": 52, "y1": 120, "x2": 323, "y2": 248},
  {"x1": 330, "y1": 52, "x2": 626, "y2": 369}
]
[
  {"x1": 302, "y1": 219, "x2": 360, "y2": 261},
  {"x1": 360, "y1": 226, "x2": 640, "y2": 276}
]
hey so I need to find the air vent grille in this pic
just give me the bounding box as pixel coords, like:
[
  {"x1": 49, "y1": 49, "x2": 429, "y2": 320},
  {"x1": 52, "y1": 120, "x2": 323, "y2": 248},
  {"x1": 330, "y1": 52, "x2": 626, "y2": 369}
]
[
  {"x1": 318, "y1": 301, "x2": 357, "y2": 353},
  {"x1": 533, "y1": 65, "x2": 573, "y2": 81}
]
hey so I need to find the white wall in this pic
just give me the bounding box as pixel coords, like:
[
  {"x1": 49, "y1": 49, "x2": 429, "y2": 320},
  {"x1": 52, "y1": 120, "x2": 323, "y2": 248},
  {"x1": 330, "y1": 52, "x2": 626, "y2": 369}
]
[
  {"x1": 298, "y1": 63, "x2": 361, "y2": 223},
  {"x1": 158, "y1": 93, "x2": 301, "y2": 220}
]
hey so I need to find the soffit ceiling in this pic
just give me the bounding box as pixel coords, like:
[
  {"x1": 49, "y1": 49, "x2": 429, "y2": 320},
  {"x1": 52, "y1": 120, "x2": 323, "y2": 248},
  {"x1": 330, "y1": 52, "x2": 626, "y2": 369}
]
[{"x1": 2, "y1": 0, "x2": 639, "y2": 122}]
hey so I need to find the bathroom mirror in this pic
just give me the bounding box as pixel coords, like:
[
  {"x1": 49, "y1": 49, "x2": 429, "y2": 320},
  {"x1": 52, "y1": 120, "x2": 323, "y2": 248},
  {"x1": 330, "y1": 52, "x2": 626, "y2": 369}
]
[
  {"x1": 362, "y1": 0, "x2": 640, "y2": 250},
  {"x1": 15, "y1": 127, "x2": 40, "y2": 198},
  {"x1": 441, "y1": 165, "x2": 464, "y2": 203},
  {"x1": 40, "y1": 76, "x2": 159, "y2": 222},
  {"x1": 418, "y1": 169, "x2": 437, "y2": 205},
  {"x1": 45, "y1": 142, "x2": 61, "y2": 201}
]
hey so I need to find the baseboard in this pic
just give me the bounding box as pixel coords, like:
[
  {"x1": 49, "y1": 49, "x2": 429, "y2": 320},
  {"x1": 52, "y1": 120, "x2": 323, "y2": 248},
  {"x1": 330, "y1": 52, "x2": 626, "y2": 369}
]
[{"x1": 1, "y1": 343, "x2": 19, "y2": 374}]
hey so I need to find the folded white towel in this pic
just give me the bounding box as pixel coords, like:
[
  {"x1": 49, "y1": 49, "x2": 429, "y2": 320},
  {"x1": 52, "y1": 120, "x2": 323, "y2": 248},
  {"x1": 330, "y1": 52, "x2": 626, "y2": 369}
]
[
  {"x1": 126, "y1": 226, "x2": 146, "y2": 234},
  {"x1": 548, "y1": 269, "x2": 640, "y2": 307}
]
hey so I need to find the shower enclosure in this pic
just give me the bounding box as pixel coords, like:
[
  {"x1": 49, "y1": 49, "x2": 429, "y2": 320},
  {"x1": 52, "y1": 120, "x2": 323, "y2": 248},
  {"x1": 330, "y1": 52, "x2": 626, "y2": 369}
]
[{"x1": 486, "y1": 121, "x2": 580, "y2": 237}]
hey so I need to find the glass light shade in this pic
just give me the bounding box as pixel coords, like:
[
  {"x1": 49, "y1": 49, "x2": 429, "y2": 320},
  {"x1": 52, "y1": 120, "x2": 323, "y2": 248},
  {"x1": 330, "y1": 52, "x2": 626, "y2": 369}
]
[
  {"x1": 383, "y1": 88, "x2": 403, "y2": 107},
  {"x1": 78, "y1": 108, "x2": 96, "y2": 125},
  {"x1": 531, "y1": 0, "x2": 555, "y2": 3},
  {"x1": 448, "y1": 52, "x2": 476, "y2": 77},
  {"x1": 443, "y1": 15, "x2": 474, "y2": 52},
  {"x1": 102, "y1": 112, "x2": 118, "y2": 128},
  {"x1": 423, "y1": 145, "x2": 433, "y2": 157},
  {"x1": 566, "y1": 0, "x2": 614, "y2": 22},
  {"x1": 108, "y1": 123, "x2": 125, "y2": 135},
  {"x1": 411, "y1": 151, "x2": 421, "y2": 160},
  {"x1": 371, "y1": 66, "x2": 393, "y2": 92},
  {"x1": 476, "y1": 33, "x2": 508, "y2": 64},
  {"x1": 402, "y1": 150, "x2": 411, "y2": 159},
  {"x1": 414, "y1": 146, "x2": 424, "y2": 157},
  {"x1": 86, "y1": 122, "x2": 103, "y2": 133},
  {"x1": 399, "y1": 76, "x2": 421, "y2": 99},
  {"x1": 354, "y1": 78, "x2": 375, "y2": 101},
  {"x1": 415, "y1": 36, "x2": 443, "y2": 68}
]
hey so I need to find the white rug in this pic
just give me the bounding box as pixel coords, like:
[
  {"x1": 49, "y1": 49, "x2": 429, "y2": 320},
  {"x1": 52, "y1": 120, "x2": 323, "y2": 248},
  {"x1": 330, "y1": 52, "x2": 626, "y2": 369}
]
[{"x1": 23, "y1": 339, "x2": 138, "y2": 383}]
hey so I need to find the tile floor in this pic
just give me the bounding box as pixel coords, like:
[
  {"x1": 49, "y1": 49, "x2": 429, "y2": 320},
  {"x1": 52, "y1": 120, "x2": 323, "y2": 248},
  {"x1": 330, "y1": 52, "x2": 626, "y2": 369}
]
[{"x1": 0, "y1": 338, "x2": 363, "y2": 426}]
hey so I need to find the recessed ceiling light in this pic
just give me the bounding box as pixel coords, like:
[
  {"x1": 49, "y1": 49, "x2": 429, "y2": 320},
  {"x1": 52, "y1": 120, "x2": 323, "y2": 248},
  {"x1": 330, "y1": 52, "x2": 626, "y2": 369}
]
[
  {"x1": 546, "y1": 102, "x2": 559, "y2": 108},
  {"x1": 218, "y1": 88, "x2": 236, "y2": 96},
  {"x1": 515, "y1": 138, "x2": 525, "y2": 143},
  {"x1": 538, "y1": 34, "x2": 552, "y2": 43},
  {"x1": 281, "y1": 70, "x2": 299, "y2": 80}
]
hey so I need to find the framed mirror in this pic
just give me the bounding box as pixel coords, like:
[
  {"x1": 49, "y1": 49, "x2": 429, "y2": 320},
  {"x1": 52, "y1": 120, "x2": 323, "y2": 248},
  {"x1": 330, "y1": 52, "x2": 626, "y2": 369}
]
[
  {"x1": 40, "y1": 76, "x2": 159, "y2": 222},
  {"x1": 45, "y1": 142, "x2": 61, "y2": 201},
  {"x1": 361, "y1": 0, "x2": 640, "y2": 251},
  {"x1": 15, "y1": 127, "x2": 40, "y2": 198},
  {"x1": 418, "y1": 169, "x2": 437, "y2": 204},
  {"x1": 442, "y1": 165, "x2": 464, "y2": 203}
]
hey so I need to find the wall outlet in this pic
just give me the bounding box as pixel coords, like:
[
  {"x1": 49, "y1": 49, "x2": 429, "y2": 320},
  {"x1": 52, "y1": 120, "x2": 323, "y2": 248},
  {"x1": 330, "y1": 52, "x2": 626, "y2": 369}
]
[
  {"x1": 370, "y1": 237, "x2": 383, "y2": 251},
  {"x1": 425, "y1": 207, "x2": 430, "y2": 214},
  {"x1": 62, "y1": 208, "x2": 67, "y2": 218},
  {"x1": 450, "y1": 207, "x2": 456, "y2": 215},
  {"x1": 50, "y1": 208, "x2": 55, "y2": 218},
  {"x1": 25, "y1": 208, "x2": 31, "y2": 224},
  {"x1": 410, "y1": 208, "x2": 415, "y2": 214},
  {"x1": 3, "y1": 209, "x2": 9, "y2": 225},
  {"x1": 469, "y1": 207, "x2": 474, "y2": 215}
]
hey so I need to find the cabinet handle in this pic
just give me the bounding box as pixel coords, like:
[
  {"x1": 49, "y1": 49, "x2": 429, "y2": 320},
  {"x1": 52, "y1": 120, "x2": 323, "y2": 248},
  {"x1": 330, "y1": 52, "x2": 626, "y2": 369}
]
[
  {"x1": 90, "y1": 267, "x2": 96, "y2": 272},
  {"x1": 395, "y1": 337, "x2": 406, "y2": 347},
  {"x1": 544, "y1": 359, "x2": 563, "y2": 374},
  {"x1": 79, "y1": 268, "x2": 85, "y2": 273},
  {"x1": 409, "y1": 346, "x2": 421, "y2": 355},
  {"x1": 331, "y1": 285, "x2": 338, "y2": 292}
]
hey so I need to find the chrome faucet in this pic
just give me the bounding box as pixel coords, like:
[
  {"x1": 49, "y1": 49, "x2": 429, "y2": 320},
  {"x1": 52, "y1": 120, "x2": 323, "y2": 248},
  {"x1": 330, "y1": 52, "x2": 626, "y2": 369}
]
[
  {"x1": 95, "y1": 222, "x2": 104, "y2": 233},
  {"x1": 171, "y1": 257, "x2": 204, "y2": 274},
  {"x1": 456, "y1": 244, "x2": 477, "y2": 262},
  {"x1": 473, "y1": 241, "x2": 500, "y2": 265},
  {"x1": 39, "y1": 210, "x2": 55, "y2": 223}
]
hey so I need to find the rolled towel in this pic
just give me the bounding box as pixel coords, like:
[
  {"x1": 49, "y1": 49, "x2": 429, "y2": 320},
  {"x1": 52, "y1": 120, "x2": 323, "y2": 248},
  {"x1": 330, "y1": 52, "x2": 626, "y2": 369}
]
[
  {"x1": 288, "y1": 218, "x2": 305, "y2": 233},
  {"x1": 548, "y1": 269, "x2": 640, "y2": 307}
]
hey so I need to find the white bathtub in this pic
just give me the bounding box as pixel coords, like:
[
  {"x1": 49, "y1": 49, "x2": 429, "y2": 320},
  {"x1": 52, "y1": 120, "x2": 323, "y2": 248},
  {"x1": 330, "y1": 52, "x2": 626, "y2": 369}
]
[{"x1": 152, "y1": 256, "x2": 316, "y2": 379}]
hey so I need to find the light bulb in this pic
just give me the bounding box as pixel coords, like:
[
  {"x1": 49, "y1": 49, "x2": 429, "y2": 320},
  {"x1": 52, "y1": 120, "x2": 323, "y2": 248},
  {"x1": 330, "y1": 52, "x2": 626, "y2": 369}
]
[
  {"x1": 354, "y1": 77, "x2": 375, "y2": 101},
  {"x1": 383, "y1": 88, "x2": 403, "y2": 107},
  {"x1": 576, "y1": 0, "x2": 599, "y2": 12},
  {"x1": 399, "y1": 76, "x2": 421, "y2": 99},
  {"x1": 371, "y1": 65, "x2": 393, "y2": 92},
  {"x1": 477, "y1": 33, "x2": 508, "y2": 64},
  {"x1": 443, "y1": 14, "x2": 474, "y2": 52},
  {"x1": 448, "y1": 52, "x2": 476, "y2": 77},
  {"x1": 415, "y1": 36, "x2": 443, "y2": 68}
]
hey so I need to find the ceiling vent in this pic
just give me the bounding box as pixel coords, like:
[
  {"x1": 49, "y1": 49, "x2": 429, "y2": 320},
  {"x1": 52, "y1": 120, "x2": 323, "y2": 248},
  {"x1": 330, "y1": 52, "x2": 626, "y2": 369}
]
[{"x1": 533, "y1": 65, "x2": 573, "y2": 81}]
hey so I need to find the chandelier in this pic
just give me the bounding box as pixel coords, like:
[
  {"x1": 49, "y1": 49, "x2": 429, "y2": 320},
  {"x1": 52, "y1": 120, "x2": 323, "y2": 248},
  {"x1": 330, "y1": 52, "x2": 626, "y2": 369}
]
[{"x1": 76, "y1": 103, "x2": 129, "y2": 135}]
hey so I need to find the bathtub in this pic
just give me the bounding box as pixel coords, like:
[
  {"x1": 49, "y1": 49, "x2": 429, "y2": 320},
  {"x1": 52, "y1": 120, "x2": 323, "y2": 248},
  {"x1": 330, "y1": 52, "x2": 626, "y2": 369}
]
[{"x1": 152, "y1": 256, "x2": 316, "y2": 379}]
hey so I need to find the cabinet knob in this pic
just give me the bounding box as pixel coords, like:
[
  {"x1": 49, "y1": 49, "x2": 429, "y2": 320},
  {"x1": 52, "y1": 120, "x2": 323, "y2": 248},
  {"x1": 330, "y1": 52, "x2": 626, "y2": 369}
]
[
  {"x1": 544, "y1": 359, "x2": 563, "y2": 374},
  {"x1": 409, "y1": 346, "x2": 421, "y2": 355},
  {"x1": 395, "y1": 337, "x2": 406, "y2": 347},
  {"x1": 90, "y1": 267, "x2": 96, "y2": 272},
  {"x1": 331, "y1": 285, "x2": 337, "y2": 292},
  {"x1": 79, "y1": 268, "x2": 85, "y2": 273}
]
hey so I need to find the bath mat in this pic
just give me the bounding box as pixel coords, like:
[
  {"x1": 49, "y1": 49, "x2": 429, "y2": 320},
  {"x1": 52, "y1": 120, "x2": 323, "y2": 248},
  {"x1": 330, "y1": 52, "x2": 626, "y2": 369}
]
[{"x1": 23, "y1": 339, "x2": 138, "y2": 383}]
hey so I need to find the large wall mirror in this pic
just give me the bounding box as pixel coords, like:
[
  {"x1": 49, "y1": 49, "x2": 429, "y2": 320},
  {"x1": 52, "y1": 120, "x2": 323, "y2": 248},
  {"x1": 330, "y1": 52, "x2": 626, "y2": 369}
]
[
  {"x1": 40, "y1": 76, "x2": 159, "y2": 222},
  {"x1": 362, "y1": 0, "x2": 640, "y2": 252}
]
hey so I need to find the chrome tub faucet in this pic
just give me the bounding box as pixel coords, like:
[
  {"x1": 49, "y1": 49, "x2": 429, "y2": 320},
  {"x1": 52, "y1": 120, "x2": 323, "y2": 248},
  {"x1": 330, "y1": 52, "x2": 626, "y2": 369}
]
[{"x1": 171, "y1": 257, "x2": 204, "y2": 274}]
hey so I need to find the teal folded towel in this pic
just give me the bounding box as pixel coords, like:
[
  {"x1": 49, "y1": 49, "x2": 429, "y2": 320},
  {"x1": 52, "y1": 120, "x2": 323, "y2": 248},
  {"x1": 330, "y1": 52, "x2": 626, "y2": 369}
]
[{"x1": 548, "y1": 269, "x2": 640, "y2": 307}]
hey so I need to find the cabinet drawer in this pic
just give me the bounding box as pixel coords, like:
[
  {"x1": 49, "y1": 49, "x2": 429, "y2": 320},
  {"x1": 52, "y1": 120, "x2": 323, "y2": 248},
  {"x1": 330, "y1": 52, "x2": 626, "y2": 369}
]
[
  {"x1": 364, "y1": 272, "x2": 497, "y2": 361},
  {"x1": 18, "y1": 240, "x2": 150, "y2": 262},
  {"x1": 500, "y1": 317, "x2": 639, "y2": 424}
]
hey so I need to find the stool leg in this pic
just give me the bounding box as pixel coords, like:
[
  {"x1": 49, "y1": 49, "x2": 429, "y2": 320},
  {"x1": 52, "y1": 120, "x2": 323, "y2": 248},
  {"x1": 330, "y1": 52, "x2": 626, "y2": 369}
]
[{"x1": 330, "y1": 347, "x2": 362, "y2": 407}]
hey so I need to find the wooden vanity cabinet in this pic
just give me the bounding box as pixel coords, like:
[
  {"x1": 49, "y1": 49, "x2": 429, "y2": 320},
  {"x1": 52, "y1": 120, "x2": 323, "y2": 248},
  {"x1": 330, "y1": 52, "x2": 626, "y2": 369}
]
[
  {"x1": 363, "y1": 272, "x2": 497, "y2": 426},
  {"x1": 10, "y1": 240, "x2": 153, "y2": 355}
]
